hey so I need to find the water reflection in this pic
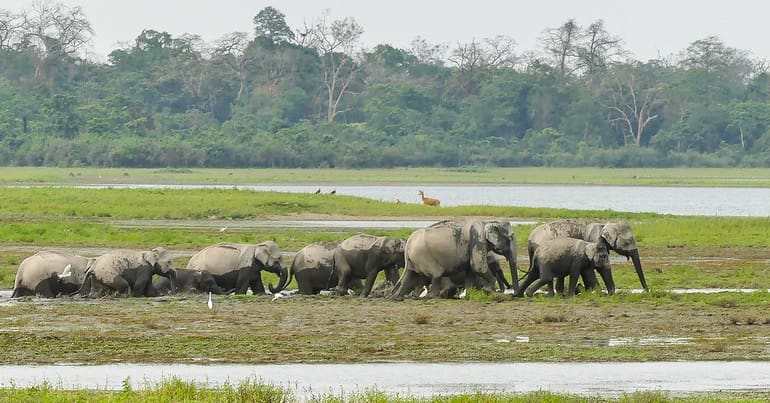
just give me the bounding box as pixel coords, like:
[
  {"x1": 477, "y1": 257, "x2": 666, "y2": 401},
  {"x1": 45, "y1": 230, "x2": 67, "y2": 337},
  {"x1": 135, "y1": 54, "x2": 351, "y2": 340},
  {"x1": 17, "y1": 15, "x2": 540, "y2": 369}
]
[{"x1": 1, "y1": 362, "x2": 769, "y2": 397}]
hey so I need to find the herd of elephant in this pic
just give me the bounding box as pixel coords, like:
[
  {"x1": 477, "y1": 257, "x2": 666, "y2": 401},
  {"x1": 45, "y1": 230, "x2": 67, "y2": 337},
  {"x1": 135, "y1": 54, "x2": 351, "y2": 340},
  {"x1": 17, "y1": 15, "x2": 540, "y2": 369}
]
[{"x1": 10, "y1": 218, "x2": 648, "y2": 300}]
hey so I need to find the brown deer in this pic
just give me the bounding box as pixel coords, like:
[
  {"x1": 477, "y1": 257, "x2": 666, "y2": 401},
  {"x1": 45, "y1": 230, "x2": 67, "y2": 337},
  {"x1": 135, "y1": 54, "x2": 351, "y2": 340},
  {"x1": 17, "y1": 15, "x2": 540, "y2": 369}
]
[{"x1": 418, "y1": 190, "x2": 440, "y2": 206}]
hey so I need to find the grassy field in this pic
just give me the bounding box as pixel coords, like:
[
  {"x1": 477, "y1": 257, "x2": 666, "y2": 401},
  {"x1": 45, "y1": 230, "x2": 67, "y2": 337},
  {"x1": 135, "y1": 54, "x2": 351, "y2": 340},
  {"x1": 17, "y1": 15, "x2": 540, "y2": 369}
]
[
  {"x1": 1, "y1": 166, "x2": 770, "y2": 186},
  {"x1": 1, "y1": 170, "x2": 769, "y2": 399}
]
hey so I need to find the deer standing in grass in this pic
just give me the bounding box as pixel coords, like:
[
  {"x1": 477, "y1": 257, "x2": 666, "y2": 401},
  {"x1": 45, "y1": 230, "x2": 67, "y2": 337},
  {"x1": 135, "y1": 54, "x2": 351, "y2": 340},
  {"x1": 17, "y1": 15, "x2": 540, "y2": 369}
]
[{"x1": 418, "y1": 190, "x2": 440, "y2": 206}]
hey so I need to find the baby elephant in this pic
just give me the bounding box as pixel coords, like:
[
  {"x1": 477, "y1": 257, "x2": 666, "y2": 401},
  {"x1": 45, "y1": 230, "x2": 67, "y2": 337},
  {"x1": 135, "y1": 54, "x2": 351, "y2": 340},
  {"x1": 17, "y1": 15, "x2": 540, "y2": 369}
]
[{"x1": 516, "y1": 238, "x2": 615, "y2": 297}]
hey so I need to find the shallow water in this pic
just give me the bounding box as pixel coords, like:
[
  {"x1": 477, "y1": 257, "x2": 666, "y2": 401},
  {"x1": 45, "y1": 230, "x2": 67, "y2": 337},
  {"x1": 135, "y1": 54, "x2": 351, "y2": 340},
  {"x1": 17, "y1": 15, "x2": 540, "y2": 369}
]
[
  {"x1": 0, "y1": 362, "x2": 768, "y2": 397},
  {"x1": 70, "y1": 183, "x2": 770, "y2": 217}
]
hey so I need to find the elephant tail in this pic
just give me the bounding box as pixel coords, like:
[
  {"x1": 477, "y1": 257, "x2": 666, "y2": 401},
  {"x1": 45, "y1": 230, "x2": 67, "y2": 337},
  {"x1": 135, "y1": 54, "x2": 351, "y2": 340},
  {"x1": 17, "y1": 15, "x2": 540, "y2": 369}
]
[{"x1": 72, "y1": 271, "x2": 95, "y2": 297}]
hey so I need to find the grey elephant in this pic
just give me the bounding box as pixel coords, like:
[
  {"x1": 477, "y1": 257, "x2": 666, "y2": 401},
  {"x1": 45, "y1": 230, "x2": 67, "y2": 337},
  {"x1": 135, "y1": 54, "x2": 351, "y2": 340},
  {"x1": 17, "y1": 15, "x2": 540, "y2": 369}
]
[
  {"x1": 280, "y1": 242, "x2": 362, "y2": 295},
  {"x1": 517, "y1": 238, "x2": 615, "y2": 297},
  {"x1": 186, "y1": 241, "x2": 287, "y2": 295},
  {"x1": 391, "y1": 219, "x2": 518, "y2": 300},
  {"x1": 12, "y1": 251, "x2": 95, "y2": 298},
  {"x1": 527, "y1": 219, "x2": 647, "y2": 291},
  {"x1": 333, "y1": 234, "x2": 406, "y2": 297},
  {"x1": 153, "y1": 268, "x2": 233, "y2": 295},
  {"x1": 414, "y1": 253, "x2": 509, "y2": 298},
  {"x1": 77, "y1": 247, "x2": 176, "y2": 297}
]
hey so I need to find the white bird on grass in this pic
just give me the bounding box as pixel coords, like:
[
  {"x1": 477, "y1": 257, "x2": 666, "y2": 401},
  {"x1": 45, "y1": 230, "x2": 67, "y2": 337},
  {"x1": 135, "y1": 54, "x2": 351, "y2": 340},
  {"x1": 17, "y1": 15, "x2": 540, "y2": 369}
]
[
  {"x1": 458, "y1": 288, "x2": 467, "y2": 299},
  {"x1": 207, "y1": 292, "x2": 213, "y2": 309},
  {"x1": 418, "y1": 286, "x2": 429, "y2": 298},
  {"x1": 218, "y1": 226, "x2": 228, "y2": 232},
  {"x1": 271, "y1": 293, "x2": 284, "y2": 302}
]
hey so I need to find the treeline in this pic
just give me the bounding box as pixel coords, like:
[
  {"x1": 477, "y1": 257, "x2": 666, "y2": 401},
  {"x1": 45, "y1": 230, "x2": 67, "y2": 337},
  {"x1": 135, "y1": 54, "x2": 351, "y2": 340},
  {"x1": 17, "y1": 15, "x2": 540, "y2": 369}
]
[{"x1": 1, "y1": 3, "x2": 770, "y2": 168}]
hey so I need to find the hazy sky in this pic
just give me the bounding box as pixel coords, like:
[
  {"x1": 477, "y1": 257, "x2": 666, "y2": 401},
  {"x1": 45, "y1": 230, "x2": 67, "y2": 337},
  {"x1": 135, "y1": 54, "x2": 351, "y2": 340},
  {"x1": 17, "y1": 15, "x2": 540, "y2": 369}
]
[{"x1": 5, "y1": 0, "x2": 770, "y2": 62}]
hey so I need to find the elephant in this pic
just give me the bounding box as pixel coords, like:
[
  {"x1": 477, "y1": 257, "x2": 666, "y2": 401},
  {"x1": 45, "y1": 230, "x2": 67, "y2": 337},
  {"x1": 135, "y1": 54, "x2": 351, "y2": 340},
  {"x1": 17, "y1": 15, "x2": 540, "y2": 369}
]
[
  {"x1": 333, "y1": 234, "x2": 406, "y2": 297},
  {"x1": 280, "y1": 242, "x2": 362, "y2": 295},
  {"x1": 517, "y1": 238, "x2": 615, "y2": 297},
  {"x1": 527, "y1": 219, "x2": 647, "y2": 291},
  {"x1": 77, "y1": 247, "x2": 176, "y2": 297},
  {"x1": 413, "y1": 253, "x2": 510, "y2": 298},
  {"x1": 391, "y1": 219, "x2": 518, "y2": 300},
  {"x1": 153, "y1": 268, "x2": 233, "y2": 295},
  {"x1": 12, "y1": 251, "x2": 95, "y2": 298},
  {"x1": 185, "y1": 241, "x2": 287, "y2": 295}
]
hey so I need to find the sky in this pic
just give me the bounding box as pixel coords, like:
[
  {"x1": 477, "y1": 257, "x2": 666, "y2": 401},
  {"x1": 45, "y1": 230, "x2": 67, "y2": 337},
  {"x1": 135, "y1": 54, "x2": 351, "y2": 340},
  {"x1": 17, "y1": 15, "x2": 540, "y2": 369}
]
[{"x1": 5, "y1": 0, "x2": 770, "y2": 63}]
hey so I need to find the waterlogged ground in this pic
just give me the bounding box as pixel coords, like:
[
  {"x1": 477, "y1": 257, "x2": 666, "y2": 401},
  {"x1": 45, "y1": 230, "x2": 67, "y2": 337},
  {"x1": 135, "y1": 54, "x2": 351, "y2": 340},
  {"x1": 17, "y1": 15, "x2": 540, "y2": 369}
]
[{"x1": 2, "y1": 283, "x2": 770, "y2": 365}]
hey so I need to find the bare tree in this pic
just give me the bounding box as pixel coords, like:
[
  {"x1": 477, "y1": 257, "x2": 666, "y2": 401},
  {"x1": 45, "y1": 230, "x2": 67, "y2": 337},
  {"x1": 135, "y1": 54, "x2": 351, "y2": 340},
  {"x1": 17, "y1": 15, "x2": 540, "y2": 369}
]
[
  {"x1": 21, "y1": 0, "x2": 93, "y2": 80},
  {"x1": 409, "y1": 36, "x2": 447, "y2": 65},
  {"x1": 305, "y1": 11, "x2": 363, "y2": 122},
  {"x1": 540, "y1": 19, "x2": 581, "y2": 75},
  {"x1": 213, "y1": 32, "x2": 252, "y2": 103},
  {"x1": 449, "y1": 35, "x2": 517, "y2": 95},
  {"x1": 603, "y1": 65, "x2": 665, "y2": 146},
  {"x1": 0, "y1": 8, "x2": 24, "y2": 50},
  {"x1": 576, "y1": 20, "x2": 625, "y2": 77}
]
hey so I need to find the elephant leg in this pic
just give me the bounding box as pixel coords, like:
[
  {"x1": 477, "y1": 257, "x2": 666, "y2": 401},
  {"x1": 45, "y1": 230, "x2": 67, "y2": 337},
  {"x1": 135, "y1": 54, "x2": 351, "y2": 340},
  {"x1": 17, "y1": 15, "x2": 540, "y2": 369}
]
[
  {"x1": 566, "y1": 266, "x2": 582, "y2": 297},
  {"x1": 555, "y1": 277, "x2": 566, "y2": 295},
  {"x1": 134, "y1": 273, "x2": 153, "y2": 297},
  {"x1": 334, "y1": 260, "x2": 352, "y2": 296},
  {"x1": 515, "y1": 267, "x2": 540, "y2": 297},
  {"x1": 580, "y1": 270, "x2": 599, "y2": 291},
  {"x1": 391, "y1": 270, "x2": 418, "y2": 301},
  {"x1": 361, "y1": 270, "x2": 379, "y2": 298},
  {"x1": 525, "y1": 278, "x2": 549, "y2": 297},
  {"x1": 250, "y1": 277, "x2": 266, "y2": 295},
  {"x1": 110, "y1": 276, "x2": 131, "y2": 297}
]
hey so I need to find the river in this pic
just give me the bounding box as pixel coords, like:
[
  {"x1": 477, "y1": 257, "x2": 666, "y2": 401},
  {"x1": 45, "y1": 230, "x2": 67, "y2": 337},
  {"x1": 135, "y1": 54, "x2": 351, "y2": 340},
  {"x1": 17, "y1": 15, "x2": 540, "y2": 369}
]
[
  {"x1": 1, "y1": 362, "x2": 768, "y2": 397},
  {"x1": 72, "y1": 183, "x2": 768, "y2": 216}
]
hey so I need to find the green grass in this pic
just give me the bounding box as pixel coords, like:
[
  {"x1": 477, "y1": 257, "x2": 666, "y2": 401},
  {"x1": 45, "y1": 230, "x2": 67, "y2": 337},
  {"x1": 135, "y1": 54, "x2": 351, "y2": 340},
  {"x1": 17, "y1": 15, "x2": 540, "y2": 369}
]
[{"x1": 2, "y1": 166, "x2": 770, "y2": 186}]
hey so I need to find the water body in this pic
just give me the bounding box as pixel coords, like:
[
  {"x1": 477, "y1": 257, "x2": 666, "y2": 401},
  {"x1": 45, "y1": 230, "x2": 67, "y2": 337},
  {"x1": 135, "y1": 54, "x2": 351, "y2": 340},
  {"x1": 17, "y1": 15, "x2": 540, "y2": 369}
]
[
  {"x1": 1, "y1": 362, "x2": 768, "y2": 397},
  {"x1": 73, "y1": 184, "x2": 769, "y2": 217}
]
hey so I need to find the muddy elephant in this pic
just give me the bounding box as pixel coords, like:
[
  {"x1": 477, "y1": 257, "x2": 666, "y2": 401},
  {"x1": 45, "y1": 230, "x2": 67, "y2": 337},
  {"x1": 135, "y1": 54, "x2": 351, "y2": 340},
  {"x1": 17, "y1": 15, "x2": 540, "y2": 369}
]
[
  {"x1": 77, "y1": 247, "x2": 176, "y2": 297},
  {"x1": 517, "y1": 238, "x2": 615, "y2": 297},
  {"x1": 333, "y1": 234, "x2": 406, "y2": 297},
  {"x1": 415, "y1": 252, "x2": 509, "y2": 298},
  {"x1": 12, "y1": 251, "x2": 95, "y2": 298},
  {"x1": 527, "y1": 219, "x2": 647, "y2": 291},
  {"x1": 153, "y1": 268, "x2": 233, "y2": 295},
  {"x1": 280, "y1": 242, "x2": 362, "y2": 295},
  {"x1": 391, "y1": 219, "x2": 518, "y2": 300},
  {"x1": 186, "y1": 241, "x2": 287, "y2": 295}
]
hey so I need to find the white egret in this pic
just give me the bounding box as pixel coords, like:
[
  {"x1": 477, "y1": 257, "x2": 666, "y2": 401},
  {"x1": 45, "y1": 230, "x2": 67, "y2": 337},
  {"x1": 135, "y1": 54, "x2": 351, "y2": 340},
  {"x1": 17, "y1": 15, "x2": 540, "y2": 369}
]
[{"x1": 207, "y1": 292, "x2": 213, "y2": 309}]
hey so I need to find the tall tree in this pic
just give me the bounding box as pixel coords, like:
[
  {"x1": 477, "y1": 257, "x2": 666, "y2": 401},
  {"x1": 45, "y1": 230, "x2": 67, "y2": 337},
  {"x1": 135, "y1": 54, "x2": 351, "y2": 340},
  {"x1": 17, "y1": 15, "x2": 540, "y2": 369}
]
[
  {"x1": 21, "y1": 0, "x2": 93, "y2": 83},
  {"x1": 0, "y1": 8, "x2": 23, "y2": 49},
  {"x1": 253, "y1": 6, "x2": 295, "y2": 45},
  {"x1": 540, "y1": 19, "x2": 581, "y2": 76},
  {"x1": 576, "y1": 20, "x2": 625, "y2": 78},
  {"x1": 304, "y1": 11, "x2": 363, "y2": 122},
  {"x1": 602, "y1": 64, "x2": 665, "y2": 146}
]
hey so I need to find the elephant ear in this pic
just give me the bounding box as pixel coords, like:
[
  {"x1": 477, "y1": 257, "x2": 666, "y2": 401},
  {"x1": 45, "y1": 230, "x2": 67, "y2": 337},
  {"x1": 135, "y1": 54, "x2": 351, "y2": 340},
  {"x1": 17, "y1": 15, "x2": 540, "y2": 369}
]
[
  {"x1": 254, "y1": 241, "x2": 282, "y2": 268},
  {"x1": 601, "y1": 221, "x2": 637, "y2": 252},
  {"x1": 143, "y1": 250, "x2": 160, "y2": 268},
  {"x1": 585, "y1": 242, "x2": 599, "y2": 262},
  {"x1": 484, "y1": 222, "x2": 503, "y2": 248}
]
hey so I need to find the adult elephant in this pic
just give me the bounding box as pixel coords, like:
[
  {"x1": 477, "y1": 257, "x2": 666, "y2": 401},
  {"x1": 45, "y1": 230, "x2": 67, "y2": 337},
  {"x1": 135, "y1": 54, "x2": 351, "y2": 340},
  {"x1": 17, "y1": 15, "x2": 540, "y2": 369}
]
[
  {"x1": 517, "y1": 238, "x2": 615, "y2": 297},
  {"x1": 12, "y1": 251, "x2": 94, "y2": 298},
  {"x1": 391, "y1": 219, "x2": 518, "y2": 300},
  {"x1": 186, "y1": 241, "x2": 287, "y2": 295},
  {"x1": 527, "y1": 219, "x2": 647, "y2": 291},
  {"x1": 333, "y1": 234, "x2": 406, "y2": 297},
  {"x1": 280, "y1": 242, "x2": 362, "y2": 295},
  {"x1": 77, "y1": 247, "x2": 176, "y2": 297},
  {"x1": 153, "y1": 268, "x2": 233, "y2": 295}
]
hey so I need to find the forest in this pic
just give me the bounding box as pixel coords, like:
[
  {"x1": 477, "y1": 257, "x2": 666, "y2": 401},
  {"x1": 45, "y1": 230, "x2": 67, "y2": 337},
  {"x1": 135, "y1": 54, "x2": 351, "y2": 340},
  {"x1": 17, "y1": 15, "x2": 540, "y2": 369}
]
[{"x1": 1, "y1": 2, "x2": 770, "y2": 168}]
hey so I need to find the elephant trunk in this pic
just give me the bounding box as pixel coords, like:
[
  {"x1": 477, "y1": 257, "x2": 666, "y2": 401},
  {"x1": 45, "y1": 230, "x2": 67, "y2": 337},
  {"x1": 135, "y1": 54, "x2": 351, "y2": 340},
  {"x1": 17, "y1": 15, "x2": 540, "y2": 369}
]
[
  {"x1": 598, "y1": 268, "x2": 615, "y2": 295},
  {"x1": 627, "y1": 249, "x2": 648, "y2": 291},
  {"x1": 506, "y1": 241, "x2": 519, "y2": 294},
  {"x1": 167, "y1": 270, "x2": 177, "y2": 295},
  {"x1": 72, "y1": 272, "x2": 94, "y2": 297},
  {"x1": 268, "y1": 264, "x2": 289, "y2": 294}
]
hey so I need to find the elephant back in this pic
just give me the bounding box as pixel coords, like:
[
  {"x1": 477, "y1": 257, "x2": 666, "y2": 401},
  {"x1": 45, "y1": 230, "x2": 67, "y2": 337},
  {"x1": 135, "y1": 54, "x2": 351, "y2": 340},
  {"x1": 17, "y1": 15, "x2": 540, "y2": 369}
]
[
  {"x1": 187, "y1": 243, "x2": 250, "y2": 275},
  {"x1": 90, "y1": 250, "x2": 142, "y2": 281},
  {"x1": 294, "y1": 242, "x2": 337, "y2": 271},
  {"x1": 15, "y1": 251, "x2": 91, "y2": 291},
  {"x1": 338, "y1": 234, "x2": 379, "y2": 253}
]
